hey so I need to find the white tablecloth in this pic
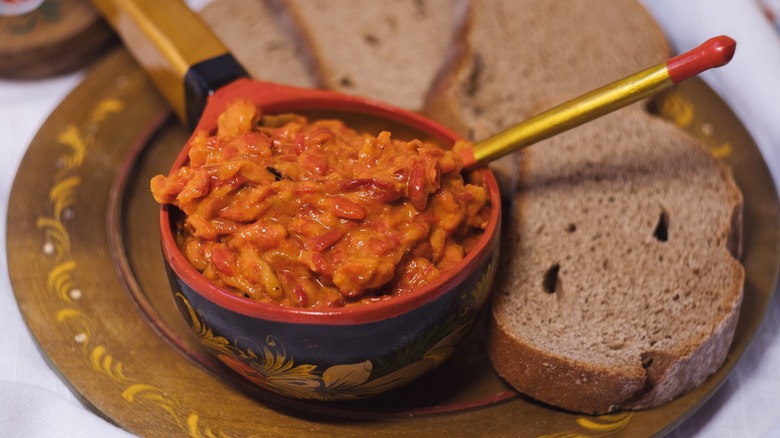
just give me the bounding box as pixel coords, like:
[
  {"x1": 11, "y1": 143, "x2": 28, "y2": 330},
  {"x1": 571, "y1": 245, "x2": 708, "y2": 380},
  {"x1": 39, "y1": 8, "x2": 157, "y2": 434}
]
[{"x1": 1, "y1": 0, "x2": 779, "y2": 436}]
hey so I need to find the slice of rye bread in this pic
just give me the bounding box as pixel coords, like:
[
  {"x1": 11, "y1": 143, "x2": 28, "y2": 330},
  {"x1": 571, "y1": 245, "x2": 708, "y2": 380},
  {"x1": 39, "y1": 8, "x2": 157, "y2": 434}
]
[
  {"x1": 199, "y1": 0, "x2": 319, "y2": 89},
  {"x1": 422, "y1": 0, "x2": 670, "y2": 194},
  {"x1": 487, "y1": 107, "x2": 745, "y2": 414},
  {"x1": 423, "y1": 0, "x2": 670, "y2": 140},
  {"x1": 278, "y1": 0, "x2": 469, "y2": 111}
]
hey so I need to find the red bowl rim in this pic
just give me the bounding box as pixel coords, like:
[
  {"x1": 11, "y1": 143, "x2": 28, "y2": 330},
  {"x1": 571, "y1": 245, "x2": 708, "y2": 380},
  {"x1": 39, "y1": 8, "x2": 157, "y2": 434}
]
[{"x1": 158, "y1": 79, "x2": 503, "y2": 326}]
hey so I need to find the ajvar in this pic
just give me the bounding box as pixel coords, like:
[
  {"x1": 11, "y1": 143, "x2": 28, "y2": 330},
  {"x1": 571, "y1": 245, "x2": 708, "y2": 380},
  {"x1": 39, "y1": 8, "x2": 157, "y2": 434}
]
[{"x1": 151, "y1": 98, "x2": 490, "y2": 308}]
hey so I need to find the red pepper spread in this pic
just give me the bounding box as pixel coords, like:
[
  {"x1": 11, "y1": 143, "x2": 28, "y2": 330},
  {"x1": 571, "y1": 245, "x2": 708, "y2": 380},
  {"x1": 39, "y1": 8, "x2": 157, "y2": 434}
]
[{"x1": 152, "y1": 98, "x2": 490, "y2": 308}]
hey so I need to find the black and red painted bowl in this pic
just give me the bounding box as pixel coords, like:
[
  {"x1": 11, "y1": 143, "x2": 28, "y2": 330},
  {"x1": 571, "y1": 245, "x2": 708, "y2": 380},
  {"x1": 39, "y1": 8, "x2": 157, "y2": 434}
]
[{"x1": 159, "y1": 79, "x2": 502, "y2": 401}]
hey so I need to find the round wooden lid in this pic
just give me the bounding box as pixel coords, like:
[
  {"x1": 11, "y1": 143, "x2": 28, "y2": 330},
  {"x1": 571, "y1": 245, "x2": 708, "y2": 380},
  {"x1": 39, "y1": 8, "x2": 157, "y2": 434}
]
[{"x1": 0, "y1": 0, "x2": 115, "y2": 79}]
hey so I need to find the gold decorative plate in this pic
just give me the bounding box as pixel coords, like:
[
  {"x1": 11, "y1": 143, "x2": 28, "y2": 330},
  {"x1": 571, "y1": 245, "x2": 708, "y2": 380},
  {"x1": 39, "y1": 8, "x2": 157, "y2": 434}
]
[{"x1": 8, "y1": 48, "x2": 780, "y2": 437}]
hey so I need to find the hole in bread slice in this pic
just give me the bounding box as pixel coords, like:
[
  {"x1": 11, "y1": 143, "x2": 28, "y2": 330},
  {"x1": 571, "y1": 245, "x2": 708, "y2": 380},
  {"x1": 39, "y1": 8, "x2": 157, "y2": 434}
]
[
  {"x1": 653, "y1": 210, "x2": 669, "y2": 242},
  {"x1": 641, "y1": 353, "x2": 654, "y2": 369},
  {"x1": 543, "y1": 263, "x2": 560, "y2": 293}
]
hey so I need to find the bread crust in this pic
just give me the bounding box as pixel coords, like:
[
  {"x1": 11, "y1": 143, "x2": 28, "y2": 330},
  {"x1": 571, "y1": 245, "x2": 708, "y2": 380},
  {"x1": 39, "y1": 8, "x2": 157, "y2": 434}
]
[
  {"x1": 624, "y1": 278, "x2": 743, "y2": 410},
  {"x1": 487, "y1": 315, "x2": 646, "y2": 414},
  {"x1": 488, "y1": 259, "x2": 744, "y2": 414}
]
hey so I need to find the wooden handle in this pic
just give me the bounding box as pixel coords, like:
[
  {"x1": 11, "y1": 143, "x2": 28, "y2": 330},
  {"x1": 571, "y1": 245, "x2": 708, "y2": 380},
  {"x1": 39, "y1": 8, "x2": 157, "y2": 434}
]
[
  {"x1": 90, "y1": 0, "x2": 247, "y2": 128},
  {"x1": 465, "y1": 35, "x2": 737, "y2": 170}
]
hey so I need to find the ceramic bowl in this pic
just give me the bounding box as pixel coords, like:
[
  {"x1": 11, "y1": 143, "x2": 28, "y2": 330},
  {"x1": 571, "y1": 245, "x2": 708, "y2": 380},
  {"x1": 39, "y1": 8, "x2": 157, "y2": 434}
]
[{"x1": 158, "y1": 80, "x2": 502, "y2": 401}]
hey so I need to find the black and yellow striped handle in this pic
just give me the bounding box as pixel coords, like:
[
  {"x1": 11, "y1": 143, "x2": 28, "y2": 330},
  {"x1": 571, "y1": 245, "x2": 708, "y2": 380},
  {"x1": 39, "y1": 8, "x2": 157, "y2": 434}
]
[{"x1": 91, "y1": 0, "x2": 248, "y2": 129}]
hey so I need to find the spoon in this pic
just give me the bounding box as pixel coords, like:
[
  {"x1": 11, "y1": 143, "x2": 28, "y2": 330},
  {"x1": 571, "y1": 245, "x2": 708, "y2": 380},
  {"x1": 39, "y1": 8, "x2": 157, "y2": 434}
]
[
  {"x1": 464, "y1": 35, "x2": 736, "y2": 170},
  {"x1": 91, "y1": 0, "x2": 735, "y2": 169}
]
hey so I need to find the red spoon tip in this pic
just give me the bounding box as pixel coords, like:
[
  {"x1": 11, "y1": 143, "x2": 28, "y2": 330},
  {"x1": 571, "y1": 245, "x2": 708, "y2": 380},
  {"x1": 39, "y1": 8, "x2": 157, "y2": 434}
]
[{"x1": 666, "y1": 35, "x2": 736, "y2": 84}]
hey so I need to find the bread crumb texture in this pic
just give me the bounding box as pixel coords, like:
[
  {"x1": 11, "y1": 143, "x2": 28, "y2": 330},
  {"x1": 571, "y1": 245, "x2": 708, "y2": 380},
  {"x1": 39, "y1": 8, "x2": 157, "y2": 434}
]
[
  {"x1": 282, "y1": 0, "x2": 468, "y2": 111},
  {"x1": 200, "y1": 0, "x2": 319, "y2": 89},
  {"x1": 488, "y1": 109, "x2": 744, "y2": 414}
]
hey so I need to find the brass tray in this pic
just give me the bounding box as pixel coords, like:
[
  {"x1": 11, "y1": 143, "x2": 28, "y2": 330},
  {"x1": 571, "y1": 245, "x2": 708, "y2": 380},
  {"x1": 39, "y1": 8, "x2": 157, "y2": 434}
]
[{"x1": 8, "y1": 48, "x2": 780, "y2": 437}]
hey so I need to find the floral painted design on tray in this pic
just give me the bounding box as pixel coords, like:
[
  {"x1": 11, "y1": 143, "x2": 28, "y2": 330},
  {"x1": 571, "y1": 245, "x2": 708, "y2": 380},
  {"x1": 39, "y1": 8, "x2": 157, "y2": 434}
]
[
  {"x1": 539, "y1": 413, "x2": 634, "y2": 438},
  {"x1": 653, "y1": 88, "x2": 733, "y2": 159},
  {"x1": 35, "y1": 71, "x2": 236, "y2": 437}
]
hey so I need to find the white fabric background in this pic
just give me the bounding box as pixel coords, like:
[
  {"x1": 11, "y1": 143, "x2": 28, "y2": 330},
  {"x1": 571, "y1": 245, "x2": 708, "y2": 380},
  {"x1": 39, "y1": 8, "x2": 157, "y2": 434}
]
[
  {"x1": 1, "y1": 0, "x2": 779, "y2": 436},
  {"x1": 0, "y1": 74, "x2": 133, "y2": 437}
]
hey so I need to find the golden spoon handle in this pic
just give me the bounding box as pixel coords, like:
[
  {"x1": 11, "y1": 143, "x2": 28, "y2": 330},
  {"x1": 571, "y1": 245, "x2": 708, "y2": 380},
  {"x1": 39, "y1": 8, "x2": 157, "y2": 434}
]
[{"x1": 466, "y1": 36, "x2": 736, "y2": 170}]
